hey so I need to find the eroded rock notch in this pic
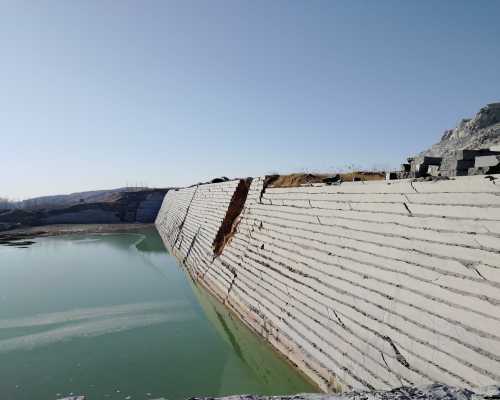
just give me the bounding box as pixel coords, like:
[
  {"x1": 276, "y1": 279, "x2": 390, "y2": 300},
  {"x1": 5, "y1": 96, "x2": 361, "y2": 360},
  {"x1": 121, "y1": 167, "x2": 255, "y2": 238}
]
[{"x1": 212, "y1": 178, "x2": 252, "y2": 256}]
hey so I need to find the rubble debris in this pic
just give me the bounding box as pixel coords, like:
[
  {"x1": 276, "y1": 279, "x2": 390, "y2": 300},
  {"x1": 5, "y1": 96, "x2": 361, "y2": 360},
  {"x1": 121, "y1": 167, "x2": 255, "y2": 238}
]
[
  {"x1": 322, "y1": 175, "x2": 342, "y2": 185},
  {"x1": 189, "y1": 384, "x2": 500, "y2": 400},
  {"x1": 210, "y1": 177, "x2": 230, "y2": 183}
]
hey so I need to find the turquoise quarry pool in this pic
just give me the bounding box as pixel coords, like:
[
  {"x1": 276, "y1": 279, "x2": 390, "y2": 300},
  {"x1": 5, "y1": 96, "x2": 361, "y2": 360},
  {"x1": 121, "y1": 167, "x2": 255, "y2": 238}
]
[{"x1": 0, "y1": 227, "x2": 314, "y2": 400}]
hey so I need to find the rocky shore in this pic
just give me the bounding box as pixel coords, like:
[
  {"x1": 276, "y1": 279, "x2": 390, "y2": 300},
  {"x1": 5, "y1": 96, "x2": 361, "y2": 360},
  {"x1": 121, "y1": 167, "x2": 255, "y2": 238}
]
[
  {"x1": 56, "y1": 384, "x2": 500, "y2": 400},
  {"x1": 0, "y1": 223, "x2": 154, "y2": 247},
  {"x1": 190, "y1": 384, "x2": 500, "y2": 400}
]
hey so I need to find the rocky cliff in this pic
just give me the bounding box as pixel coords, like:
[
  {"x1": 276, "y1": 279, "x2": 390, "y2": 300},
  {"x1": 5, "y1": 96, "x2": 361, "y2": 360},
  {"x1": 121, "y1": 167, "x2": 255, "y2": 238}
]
[{"x1": 419, "y1": 103, "x2": 500, "y2": 159}]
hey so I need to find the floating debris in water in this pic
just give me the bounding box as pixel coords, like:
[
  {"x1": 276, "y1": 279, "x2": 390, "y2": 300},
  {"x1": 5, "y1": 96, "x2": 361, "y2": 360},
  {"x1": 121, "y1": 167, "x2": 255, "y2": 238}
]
[{"x1": 0, "y1": 233, "x2": 37, "y2": 247}]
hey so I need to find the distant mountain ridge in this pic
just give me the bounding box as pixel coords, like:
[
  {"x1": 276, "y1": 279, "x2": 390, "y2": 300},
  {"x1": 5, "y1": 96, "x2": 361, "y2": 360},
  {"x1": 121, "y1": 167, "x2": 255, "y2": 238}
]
[
  {"x1": 0, "y1": 188, "x2": 171, "y2": 230},
  {"x1": 417, "y1": 102, "x2": 500, "y2": 160},
  {"x1": 1, "y1": 187, "x2": 151, "y2": 211}
]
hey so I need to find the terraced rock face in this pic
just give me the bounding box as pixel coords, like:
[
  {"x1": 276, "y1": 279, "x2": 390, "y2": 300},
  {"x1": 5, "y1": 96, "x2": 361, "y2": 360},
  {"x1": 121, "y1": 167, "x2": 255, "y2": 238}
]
[
  {"x1": 156, "y1": 175, "x2": 500, "y2": 392},
  {"x1": 0, "y1": 189, "x2": 169, "y2": 229},
  {"x1": 418, "y1": 103, "x2": 500, "y2": 161}
]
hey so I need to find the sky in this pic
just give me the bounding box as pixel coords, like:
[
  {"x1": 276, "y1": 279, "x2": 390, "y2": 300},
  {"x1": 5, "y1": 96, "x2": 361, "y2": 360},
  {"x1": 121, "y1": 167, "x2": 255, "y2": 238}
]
[{"x1": 1, "y1": 1, "x2": 499, "y2": 199}]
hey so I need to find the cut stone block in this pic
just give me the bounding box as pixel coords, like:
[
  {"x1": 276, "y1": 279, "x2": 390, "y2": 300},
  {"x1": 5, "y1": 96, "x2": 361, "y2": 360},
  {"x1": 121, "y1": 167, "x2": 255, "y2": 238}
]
[
  {"x1": 415, "y1": 164, "x2": 429, "y2": 177},
  {"x1": 422, "y1": 156, "x2": 442, "y2": 165},
  {"x1": 449, "y1": 159, "x2": 475, "y2": 170},
  {"x1": 455, "y1": 149, "x2": 500, "y2": 160},
  {"x1": 386, "y1": 172, "x2": 398, "y2": 180},
  {"x1": 475, "y1": 155, "x2": 500, "y2": 168},
  {"x1": 428, "y1": 165, "x2": 440, "y2": 176}
]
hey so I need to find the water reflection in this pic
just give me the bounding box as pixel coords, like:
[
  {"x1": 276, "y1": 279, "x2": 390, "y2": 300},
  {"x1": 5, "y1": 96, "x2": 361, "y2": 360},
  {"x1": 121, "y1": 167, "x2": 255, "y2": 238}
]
[
  {"x1": 189, "y1": 278, "x2": 315, "y2": 393},
  {"x1": 0, "y1": 227, "x2": 315, "y2": 400}
]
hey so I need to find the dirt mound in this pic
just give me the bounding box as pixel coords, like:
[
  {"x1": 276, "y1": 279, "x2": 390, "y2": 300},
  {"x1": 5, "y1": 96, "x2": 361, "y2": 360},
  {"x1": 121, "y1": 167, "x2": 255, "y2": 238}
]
[{"x1": 268, "y1": 172, "x2": 384, "y2": 188}]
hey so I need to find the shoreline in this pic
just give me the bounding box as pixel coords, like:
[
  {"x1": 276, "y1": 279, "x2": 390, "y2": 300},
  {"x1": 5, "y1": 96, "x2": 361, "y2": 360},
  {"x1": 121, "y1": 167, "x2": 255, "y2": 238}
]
[{"x1": 0, "y1": 223, "x2": 155, "y2": 247}]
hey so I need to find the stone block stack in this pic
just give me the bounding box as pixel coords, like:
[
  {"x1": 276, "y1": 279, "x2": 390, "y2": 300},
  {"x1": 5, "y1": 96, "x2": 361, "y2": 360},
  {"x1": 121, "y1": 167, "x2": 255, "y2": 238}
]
[
  {"x1": 440, "y1": 151, "x2": 476, "y2": 177},
  {"x1": 389, "y1": 157, "x2": 443, "y2": 180},
  {"x1": 440, "y1": 149, "x2": 500, "y2": 177},
  {"x1": 471, "y1": 154, "x2": 500, "y2": 175},
  {"x1": 390, "y1": 147, "x2": 500, "y2": 180},
  {"x1": 413, "y1": 156, "x2": 442, "y2": 177}
]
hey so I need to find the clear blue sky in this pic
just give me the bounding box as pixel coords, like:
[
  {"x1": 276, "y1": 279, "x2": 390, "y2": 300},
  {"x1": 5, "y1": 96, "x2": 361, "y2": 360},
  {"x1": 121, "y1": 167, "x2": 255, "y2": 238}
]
[{"x1": 1, "y1": 1, "x2": 499, "y2": 199}]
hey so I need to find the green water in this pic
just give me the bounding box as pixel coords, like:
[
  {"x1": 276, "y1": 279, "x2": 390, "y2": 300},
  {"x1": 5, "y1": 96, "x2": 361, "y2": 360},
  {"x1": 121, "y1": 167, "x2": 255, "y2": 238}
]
[{"x1": 0, "y1": 228, "x2": 314, "y2": 400}]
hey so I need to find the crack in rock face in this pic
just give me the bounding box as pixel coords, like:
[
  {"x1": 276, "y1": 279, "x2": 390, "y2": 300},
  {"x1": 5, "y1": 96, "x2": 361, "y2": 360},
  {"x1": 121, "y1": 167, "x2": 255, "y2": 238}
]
[{"x1": 213, "y1": 178, "x2": 252, "y2": 256}]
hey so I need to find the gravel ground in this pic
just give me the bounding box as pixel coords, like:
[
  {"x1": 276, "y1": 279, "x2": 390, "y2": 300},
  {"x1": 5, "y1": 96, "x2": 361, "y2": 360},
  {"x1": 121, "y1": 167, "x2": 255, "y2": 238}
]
[{"x1": 188, "y1": 384, "x2": 500, "y2": 400}]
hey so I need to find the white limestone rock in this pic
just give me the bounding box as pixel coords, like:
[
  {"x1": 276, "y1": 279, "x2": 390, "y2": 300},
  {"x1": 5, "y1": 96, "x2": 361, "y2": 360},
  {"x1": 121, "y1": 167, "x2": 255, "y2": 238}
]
[{"x1": 417, "y1": 103, "x2": 500, "y2": 161}]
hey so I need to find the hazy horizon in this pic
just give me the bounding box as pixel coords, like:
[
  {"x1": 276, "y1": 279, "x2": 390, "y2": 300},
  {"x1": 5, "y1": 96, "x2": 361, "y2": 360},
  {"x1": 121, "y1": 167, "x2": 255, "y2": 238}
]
[{"x1": 2, "y1": 1, "x2": 499, "y2": 199}]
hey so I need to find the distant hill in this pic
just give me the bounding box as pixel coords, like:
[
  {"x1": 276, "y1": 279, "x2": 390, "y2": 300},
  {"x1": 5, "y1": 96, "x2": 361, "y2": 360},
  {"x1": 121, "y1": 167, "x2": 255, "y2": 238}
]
[
  {"x1": 1, "y1": 187, "x2": 153, "y2": 211},
  {"x1": 417, "y1": 102, "x2": 500, "y2": 160},
  {"x1": 0, "y1": 188, "x2": 171, "y2": 230}
]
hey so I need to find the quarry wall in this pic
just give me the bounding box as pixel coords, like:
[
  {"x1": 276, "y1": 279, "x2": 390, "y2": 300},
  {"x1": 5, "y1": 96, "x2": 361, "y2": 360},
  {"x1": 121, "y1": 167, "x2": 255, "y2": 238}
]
[
  {"x1": 155, "y1": 175, "x2": 500, "y2": 393},
  {"x1": 0, "y1": 190, "x2": 167, "y2": 229}
]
